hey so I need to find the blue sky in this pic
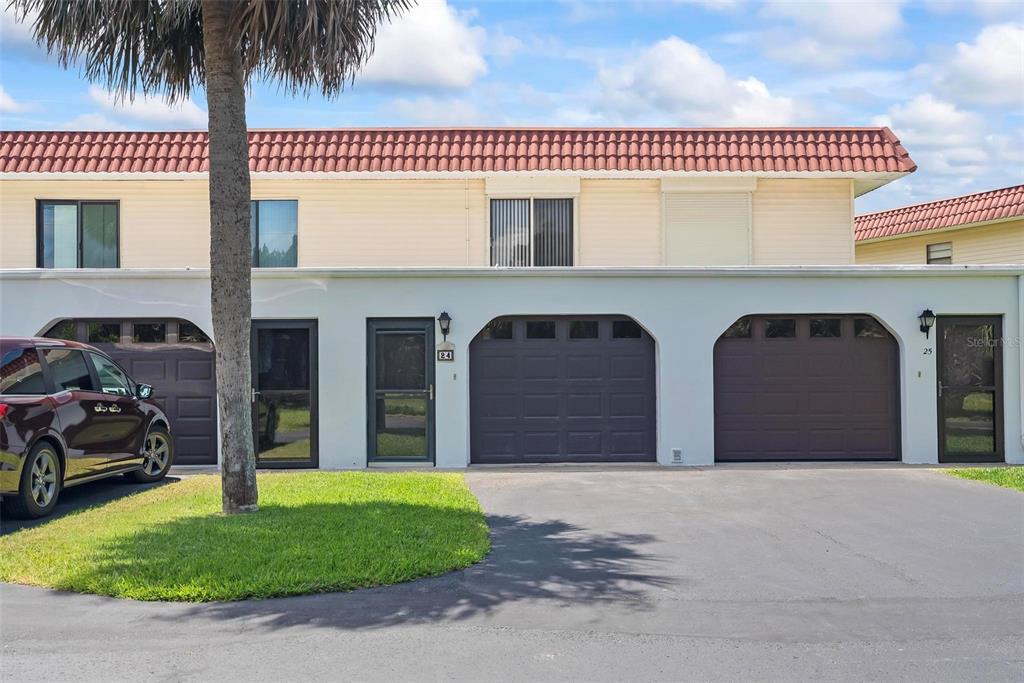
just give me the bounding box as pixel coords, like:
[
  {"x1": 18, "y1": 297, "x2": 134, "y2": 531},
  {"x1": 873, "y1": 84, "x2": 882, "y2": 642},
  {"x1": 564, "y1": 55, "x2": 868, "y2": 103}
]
[{"x1": 1, "y1": 0, "x2": 1021, "y2": 212}]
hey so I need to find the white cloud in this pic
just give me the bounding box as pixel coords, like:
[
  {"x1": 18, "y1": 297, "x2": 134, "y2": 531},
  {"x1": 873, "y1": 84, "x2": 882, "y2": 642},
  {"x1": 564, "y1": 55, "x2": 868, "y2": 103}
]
[
  {"x1": 60, "y1": 113, "x2": 127, "y2": 131},
  {"x1": 865, "y1": 94, "x2": 1022, "y2": 206},
  {"x1": 936, "y1": 23, "x2": 1024, "y2": 105},
  {"x1": 0, "y1": 5, "x2": 37, "y2": 52},
  {"x1": 389, "y1": 96, "x2": 484, "y2": 124},
  {"x1": 84, "y1": 85, "x2": 207, "y2": 128},
  {"x1": 0, "y1": 85, "x2": 31, "y2": 113},
  {"x1": 592, "y1": 37, "x2": 797, "y2": 125},
  {"x1": 360, "y1": 0, "x2": 489, "y2": 89},
  {"x1": 757, "y1": 1, "x2": 908, "y2": 68}
]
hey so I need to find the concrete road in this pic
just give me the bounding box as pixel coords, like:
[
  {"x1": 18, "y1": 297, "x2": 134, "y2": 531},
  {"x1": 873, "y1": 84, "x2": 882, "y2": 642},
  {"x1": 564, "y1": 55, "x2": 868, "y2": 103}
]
[{"x1": 1, "y1": 466, "x2": 1022, "y2": 682}]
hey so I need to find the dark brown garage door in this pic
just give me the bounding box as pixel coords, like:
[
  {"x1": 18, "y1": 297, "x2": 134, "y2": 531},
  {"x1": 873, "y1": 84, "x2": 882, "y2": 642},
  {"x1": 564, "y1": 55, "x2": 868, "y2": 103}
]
[
  {"x1": 44, "y1": 319, "x2": 218, "y2": 465},
  {"x1": 714, "y1": 315, "x2": 899, "y2": 462},
  {"x1": 470, "y1": 316, "x2": 656, "y2": 464}
]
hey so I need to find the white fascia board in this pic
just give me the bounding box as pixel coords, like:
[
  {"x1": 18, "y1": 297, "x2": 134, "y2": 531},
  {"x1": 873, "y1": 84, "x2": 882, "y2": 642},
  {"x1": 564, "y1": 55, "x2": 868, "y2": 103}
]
[
  {"x1": 3, "y1": 264, "x2": 1021, "y2": 281},
  {"x1": 0, "y1": 170, "x2": 912, "y2": 183}
]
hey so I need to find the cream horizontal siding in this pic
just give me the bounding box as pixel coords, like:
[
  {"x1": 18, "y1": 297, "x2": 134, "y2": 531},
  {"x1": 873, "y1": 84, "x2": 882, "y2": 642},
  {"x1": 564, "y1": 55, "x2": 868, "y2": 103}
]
[
  {"x1": 664, "y1": 193, "x2": 750, "y2": 265},
  {"x1": 0, "y1": 179, "x2": 210, "y2": 268},
  {"x1": 752, "y1": 179, "x2": 854, "y2": 265},
  {"x1": 577, "y1": 179, "x2": 661, "y2": 266},
  {"x1": 856, "y1": 219, "x2": 1024, "y2": 264},
  {"x1": 252, "y1": 178, "x2": 486, "y2": 267}
]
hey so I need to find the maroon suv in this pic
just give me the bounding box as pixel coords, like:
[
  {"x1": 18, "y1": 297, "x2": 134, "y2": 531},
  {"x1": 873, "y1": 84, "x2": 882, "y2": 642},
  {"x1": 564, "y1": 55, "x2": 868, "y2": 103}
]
[{"x1": 0, "y1": 337, "x2": 174, "y2": 518}]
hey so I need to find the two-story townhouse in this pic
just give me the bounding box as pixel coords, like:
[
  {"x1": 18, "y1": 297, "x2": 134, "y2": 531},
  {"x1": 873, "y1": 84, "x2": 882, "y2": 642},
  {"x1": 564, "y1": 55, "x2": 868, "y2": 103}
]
[{"x1": 1, "y1": 127, "x2": 1021, "y2": 471}]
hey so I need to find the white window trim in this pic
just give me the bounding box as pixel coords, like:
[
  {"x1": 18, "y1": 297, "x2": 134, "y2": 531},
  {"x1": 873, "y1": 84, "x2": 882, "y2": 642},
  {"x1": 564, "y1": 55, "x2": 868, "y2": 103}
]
[{"x1": 485, "y1": 194, "x2": 579, "y2": 267}]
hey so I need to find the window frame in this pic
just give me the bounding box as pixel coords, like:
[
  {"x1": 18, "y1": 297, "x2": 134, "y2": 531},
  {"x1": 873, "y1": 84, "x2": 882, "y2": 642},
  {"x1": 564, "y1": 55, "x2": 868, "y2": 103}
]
[
  {"x1": 36, "y1": 199, "x2": 120, "y2": 269},
  {"x1": 488, "y1": 195, "x2": 577, "y2": 267},
  {"x1": 250, "y1": 198, "x2": 299, "y2": 268},
  {"x1": 86, "y1": 351, "x2": 136, "y2": 397},
  {"x1": 926, "y1": 241, "x2": 953, "y2": 265}
]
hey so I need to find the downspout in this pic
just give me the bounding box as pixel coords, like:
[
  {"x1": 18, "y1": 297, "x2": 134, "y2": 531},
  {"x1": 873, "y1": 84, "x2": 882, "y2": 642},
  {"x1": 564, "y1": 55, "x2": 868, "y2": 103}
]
[{"x1": 1019, "y1": 272, "x2": 1024, "y2": 451}]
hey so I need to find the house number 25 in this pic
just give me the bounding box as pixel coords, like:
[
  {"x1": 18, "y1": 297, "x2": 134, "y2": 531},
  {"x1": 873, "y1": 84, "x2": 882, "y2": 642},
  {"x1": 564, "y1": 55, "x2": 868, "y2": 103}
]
[{"x1": 923, "y1": 347, "x2": 933, "y2": 355}]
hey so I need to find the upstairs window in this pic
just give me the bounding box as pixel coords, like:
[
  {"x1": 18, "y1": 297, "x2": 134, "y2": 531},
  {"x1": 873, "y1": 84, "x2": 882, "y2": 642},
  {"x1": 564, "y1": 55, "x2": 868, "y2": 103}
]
[
  {"x1": 37, "y1": 200, "x2": 118, "y2": 268},
  {"x1": 251, "y1": 200, "x2": 298, "y2": 267},
  {"x1": 926, "y1": 241, "x2": 952, "y2": 264},
  {"x1": 490, "y1": 198, "x2": 573, "y2": 267}
]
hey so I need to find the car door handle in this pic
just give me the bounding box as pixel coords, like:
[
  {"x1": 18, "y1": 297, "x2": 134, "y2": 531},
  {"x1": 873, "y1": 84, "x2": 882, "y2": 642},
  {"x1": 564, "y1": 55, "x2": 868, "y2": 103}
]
[
  {"x1": 94, "y1": 405, "x2": 108, "y2": 413},
  {"x1": 107, "y1": 405, "x2": 121, "y2": 414}
]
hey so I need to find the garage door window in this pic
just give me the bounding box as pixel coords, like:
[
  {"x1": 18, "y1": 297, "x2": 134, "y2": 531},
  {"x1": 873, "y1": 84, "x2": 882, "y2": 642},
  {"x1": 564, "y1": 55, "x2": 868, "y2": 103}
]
[
  {"x1": 133, "y1": 322, "x2": 166, "y2": 343},
  {"x1": 569, "y1": 320, "x2": 599, "y2": 339},
  {"x1": 178, "y1": 322, "x2": 211, "y2": 344},
  {"x1": 764, "y1": 319, "x2": 796, "y2": 338},
  {"x1": 810, "y1": 318, "x2": 842, "y2": 338},
  {"x1": 88, "y1": 322, "x2": 121, "y2": 344},
  {"x1": 44, "y1": 320, "x2": 76, "y2": 341},
  {"x1": 526, "y1": 321, "x2": 556, "y2": 339},
  {"x1": 721, "y1": 317, "x2": 752, "y2": 339},
  {"x1": 855, "y1": 318, "x2": 887, "y2": 338},
  {"x1": 480, "y1": 319, "x2": 513, "y2": 340},
  {"x1": 612, "y1": 320, "x2": 642, "y2": 339}
]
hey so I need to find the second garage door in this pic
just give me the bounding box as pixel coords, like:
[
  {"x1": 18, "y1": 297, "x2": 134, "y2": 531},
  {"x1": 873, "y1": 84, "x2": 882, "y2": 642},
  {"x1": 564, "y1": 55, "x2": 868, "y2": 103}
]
[
  {"x1": 470, "y1": 316, "x2": 656, "y2": 464},
  {"x1": 714, "y1": 314, "x2": 900, "y2": 461}
]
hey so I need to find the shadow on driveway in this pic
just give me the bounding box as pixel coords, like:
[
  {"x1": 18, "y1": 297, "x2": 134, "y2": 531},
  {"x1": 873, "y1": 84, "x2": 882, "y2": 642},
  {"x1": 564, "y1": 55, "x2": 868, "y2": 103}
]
[
  {"x1": 1, "y1": 476, "x2": 180, "y2": 535},
  {"x1": 157, "y1": 512, "x2": 672, "y2": 630}
]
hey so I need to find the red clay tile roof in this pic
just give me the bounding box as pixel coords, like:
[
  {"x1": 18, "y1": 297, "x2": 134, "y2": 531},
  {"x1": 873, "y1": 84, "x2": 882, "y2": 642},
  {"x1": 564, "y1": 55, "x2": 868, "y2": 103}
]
[
  {"x1": 0, "y1": 127, "x2": 916, "y2": 175},
  {"x1": 855, "y1": 184, "x2": 1024, "y2": 241}
]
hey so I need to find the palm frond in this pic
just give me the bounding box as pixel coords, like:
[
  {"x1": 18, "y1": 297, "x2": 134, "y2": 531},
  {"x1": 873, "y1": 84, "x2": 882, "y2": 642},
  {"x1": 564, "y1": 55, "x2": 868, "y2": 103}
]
[{"x1": 8, "y1": 0, "x2": 414, "y2": 103}]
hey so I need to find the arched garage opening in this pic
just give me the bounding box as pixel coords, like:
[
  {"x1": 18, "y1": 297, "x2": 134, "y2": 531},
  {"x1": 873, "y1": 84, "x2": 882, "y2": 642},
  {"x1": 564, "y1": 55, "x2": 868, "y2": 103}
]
[
  {"x1": 42, "y1": 318, "x2": 217, "y2": 466},
  {"x1": 470, "y1": 315, "x2": 656, "y2": 464},
  {"x1": 713, "y1": 314, "x2": 900, "y2": 462}
]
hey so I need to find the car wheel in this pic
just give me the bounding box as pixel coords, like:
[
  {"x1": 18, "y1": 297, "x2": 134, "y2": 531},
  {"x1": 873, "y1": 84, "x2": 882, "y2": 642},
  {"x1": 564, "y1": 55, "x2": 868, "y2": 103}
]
[
  {"x1": 127, "y1": 427, "x2": 174, "y2": 483},
  {"x1": 2, "y1": 442, "x2": 62, "y2": 519}
]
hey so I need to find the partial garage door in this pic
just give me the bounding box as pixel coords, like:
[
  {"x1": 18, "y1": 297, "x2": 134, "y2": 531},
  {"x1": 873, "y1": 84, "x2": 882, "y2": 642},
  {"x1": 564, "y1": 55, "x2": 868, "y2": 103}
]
[
  {"x1": 714, "y1": 315, "x2": 899, "y2": 461},
  {"x1": 44, "y1": 319, "x2": 218, "y2": 465},
  {"x1": 470, "y1": 316, "x2": 656, "y2": 464}
]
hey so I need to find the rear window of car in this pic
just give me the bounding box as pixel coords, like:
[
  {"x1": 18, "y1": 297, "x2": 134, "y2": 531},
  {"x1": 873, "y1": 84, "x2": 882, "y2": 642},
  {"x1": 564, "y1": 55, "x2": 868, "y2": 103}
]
[
  {"x1": 42, "y1": 349, "x2": 95, "y2": 392},
  {"x1": 0, "y1": 348, "x2": 47, "y2": 395}
]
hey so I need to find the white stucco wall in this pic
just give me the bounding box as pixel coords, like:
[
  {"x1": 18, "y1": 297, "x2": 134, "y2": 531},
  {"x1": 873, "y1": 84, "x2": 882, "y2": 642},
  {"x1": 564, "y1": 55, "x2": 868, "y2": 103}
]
[{"x1": 1, "y1": 266, "x2": 1021, "y2": 468}]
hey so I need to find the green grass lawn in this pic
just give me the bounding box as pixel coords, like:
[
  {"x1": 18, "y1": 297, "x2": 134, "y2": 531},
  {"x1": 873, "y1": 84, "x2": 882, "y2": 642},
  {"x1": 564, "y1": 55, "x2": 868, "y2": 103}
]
[
  {"x1": 0, "y1": 472, "x2": 490, "y2": 602},
  {"x1": 946, "y1": 466, "x2": 1024, "y2": 492}
]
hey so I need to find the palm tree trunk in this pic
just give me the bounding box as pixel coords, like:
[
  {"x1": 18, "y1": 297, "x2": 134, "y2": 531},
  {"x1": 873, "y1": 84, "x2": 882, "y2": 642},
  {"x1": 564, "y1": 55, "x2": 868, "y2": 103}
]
[{"x1": 202, "y1": 0, "x2": 258, "y2": 514}]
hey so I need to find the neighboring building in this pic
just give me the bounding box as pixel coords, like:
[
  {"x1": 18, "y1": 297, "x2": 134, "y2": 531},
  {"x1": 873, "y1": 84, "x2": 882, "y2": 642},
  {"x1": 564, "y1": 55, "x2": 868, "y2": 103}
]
[
  {"x1": 856, "y1": 185, "x2": 1024, "y2": 265},
  {"x1": 1, "y1": 127, "x2": 1021, "y2": 470}
]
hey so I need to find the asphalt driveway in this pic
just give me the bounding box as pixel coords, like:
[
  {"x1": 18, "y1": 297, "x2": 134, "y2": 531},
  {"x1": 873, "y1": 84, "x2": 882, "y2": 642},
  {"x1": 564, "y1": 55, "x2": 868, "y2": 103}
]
[{"x1": 2, "y1": 466, "x2": 1022, "y2": 682}]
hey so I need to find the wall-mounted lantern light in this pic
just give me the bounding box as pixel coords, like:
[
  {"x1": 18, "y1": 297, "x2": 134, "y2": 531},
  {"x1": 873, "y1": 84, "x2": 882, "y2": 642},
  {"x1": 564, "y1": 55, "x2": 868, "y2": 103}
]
[
  {"x1": 438, "y1": 311, "x2": 452, "y2": 341},
  {"x1": 918, "y1": 309, "x2": 936, "y2": 338}
]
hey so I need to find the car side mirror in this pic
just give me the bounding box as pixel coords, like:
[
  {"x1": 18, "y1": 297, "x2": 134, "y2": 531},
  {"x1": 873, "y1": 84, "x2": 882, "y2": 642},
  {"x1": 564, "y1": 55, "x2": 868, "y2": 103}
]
[{"x1": 136, "y1": 384, "x2": 154, "y2": 400}]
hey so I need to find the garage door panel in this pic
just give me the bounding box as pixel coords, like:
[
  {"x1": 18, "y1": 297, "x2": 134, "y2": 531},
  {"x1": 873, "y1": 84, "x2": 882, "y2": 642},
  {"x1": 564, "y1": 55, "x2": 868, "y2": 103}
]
[
  {"x1": 471, "y1": 316, "x2": 656, "y2": 464},
  {"x1": 479, "y1": 355, "x2": 518, "y2": 380},
  {"x1": 715, "y1": 314, "x2": 899, "y2": 462}
]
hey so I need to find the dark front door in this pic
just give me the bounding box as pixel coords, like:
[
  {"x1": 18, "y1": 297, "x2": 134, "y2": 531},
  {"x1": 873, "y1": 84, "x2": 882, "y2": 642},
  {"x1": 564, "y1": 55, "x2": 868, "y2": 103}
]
[
  {"x1": 937, "y1": 316, "x2": 1004, "y2": 463},
  {"x1": 714, "y1": 315, "x2": 900, "y2": 461},
  {"x1": 251, "y1": 320, "x2": 318, "y2": 468},
  {"x1": 470, "y1": 316, "x2": 656, "y2": 464},
  {"x1": 367, "y1": 319, "x2": 435, "y2": 463}
]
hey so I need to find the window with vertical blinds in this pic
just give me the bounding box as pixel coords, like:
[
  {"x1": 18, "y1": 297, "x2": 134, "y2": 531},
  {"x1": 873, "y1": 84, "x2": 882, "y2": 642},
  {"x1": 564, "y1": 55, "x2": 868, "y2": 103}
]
[{"x1": 490, "y1": 197, "x2": 573, "y2": 267}]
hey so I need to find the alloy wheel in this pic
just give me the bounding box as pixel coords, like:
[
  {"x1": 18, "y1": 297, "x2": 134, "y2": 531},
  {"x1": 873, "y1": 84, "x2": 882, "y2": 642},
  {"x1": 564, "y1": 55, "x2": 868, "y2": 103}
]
[
  {"x1": 143, "y1": 433, "x2": 170, "y2": 476},
  {"x1": 30, "y1": 450, "x2": 58, "y2": 507}
]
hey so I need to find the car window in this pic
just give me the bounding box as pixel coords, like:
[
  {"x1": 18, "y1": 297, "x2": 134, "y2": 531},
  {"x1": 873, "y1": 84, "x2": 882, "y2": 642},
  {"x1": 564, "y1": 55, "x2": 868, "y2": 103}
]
[
  {"x1": 0, "y1": 348, "x2": 47, "y2": 395},
  {"x1": 42, "y1": 349, "x2": 95, "y2": 392},
  {"x1": 88, "y1": 353, "x2": 133, "y2": 396}
]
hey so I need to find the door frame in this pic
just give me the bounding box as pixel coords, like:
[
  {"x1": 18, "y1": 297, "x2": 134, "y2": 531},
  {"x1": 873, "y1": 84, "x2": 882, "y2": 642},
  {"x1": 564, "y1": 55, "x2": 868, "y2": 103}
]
[
  {"x1": 936, "y1": 315, "x2": 1004, "y2": 463},
  {"x1": 366, "y1": 318, "x2": 436, "y2": 464},
  {"x1": 251, "y1": 319, "x2": 319, "y2": 469}
]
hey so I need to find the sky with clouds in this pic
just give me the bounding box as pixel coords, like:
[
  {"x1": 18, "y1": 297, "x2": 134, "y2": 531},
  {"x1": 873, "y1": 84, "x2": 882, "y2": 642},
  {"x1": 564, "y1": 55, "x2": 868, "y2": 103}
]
[{"x1": 0, "y1": 0, "x2": 1021, "y2": 213}]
